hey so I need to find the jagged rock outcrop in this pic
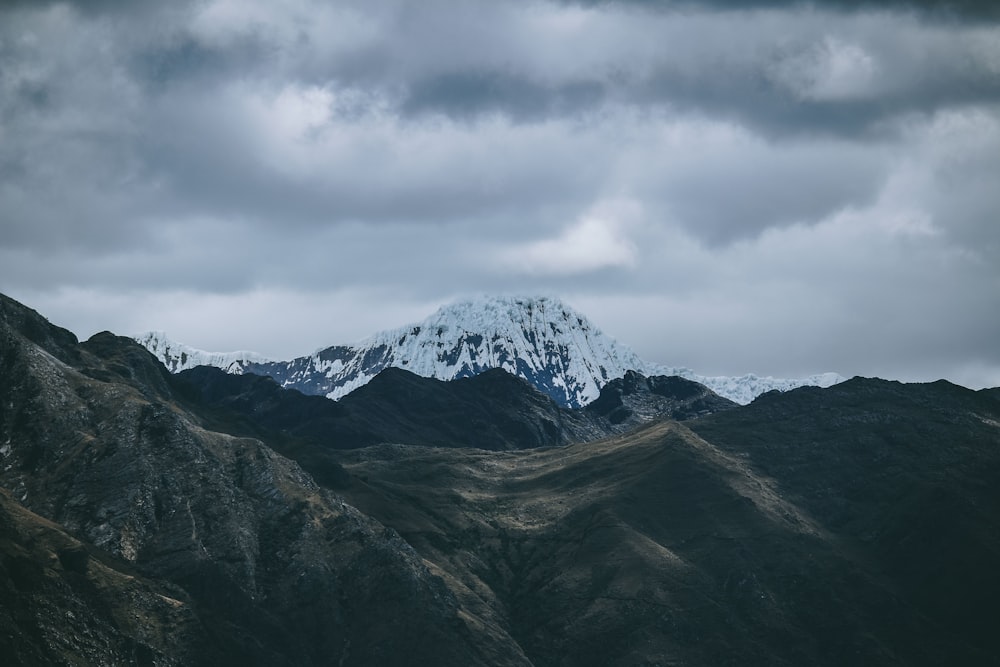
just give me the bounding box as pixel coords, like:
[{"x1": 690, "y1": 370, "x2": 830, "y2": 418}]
[{"x1": 584, "y1": 369, "x2": 737, "y2": 429}]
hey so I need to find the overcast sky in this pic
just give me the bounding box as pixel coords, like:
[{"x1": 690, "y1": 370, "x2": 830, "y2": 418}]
[{"x1": 2, "y1": 0, "x2": 999, "y2": 388}]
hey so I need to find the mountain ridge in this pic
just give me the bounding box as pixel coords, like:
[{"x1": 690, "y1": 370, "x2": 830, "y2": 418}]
[
  {"x1": 3, "y1": 290, "x2": 1000, "y2": 665},
  {"x1": 136, "y1": 295, "x2": 844, "y2": 406}
]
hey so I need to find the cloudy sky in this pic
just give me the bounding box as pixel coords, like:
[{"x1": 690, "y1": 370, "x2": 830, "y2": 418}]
[{"x1": 2, "y1": 0, "x2": 999, "y2": 388}]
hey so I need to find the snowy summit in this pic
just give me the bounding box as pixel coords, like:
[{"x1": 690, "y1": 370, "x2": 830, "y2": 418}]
[{"x1": 136, "y1": 296, "x2": 844, "y2": 406}]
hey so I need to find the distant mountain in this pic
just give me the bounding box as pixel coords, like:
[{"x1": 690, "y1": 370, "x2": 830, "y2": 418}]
[
  {"x1": 134, "y1": 330, "x2": 269, "y2": 373},
  {"x1": 236, "y1": 295, "x2": 647, "y2": 408},
  {"x1": 137, "y1": 295, "x2": 844, "y2": 406}
]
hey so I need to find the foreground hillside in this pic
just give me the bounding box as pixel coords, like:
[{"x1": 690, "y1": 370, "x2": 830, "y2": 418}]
[
  {"x1": 0, "y1": 295, "x2": 524, "y2": 666},
  {"x1": 2, "y1": 292, "x2": 999, "y2": 665},
  {"x1": 327, "y1": 406, "x2": 1000, "y2": 666}
]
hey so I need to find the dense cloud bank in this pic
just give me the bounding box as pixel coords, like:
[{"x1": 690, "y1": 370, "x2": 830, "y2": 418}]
[{"x1": 1, "y1": 0, "x2": 998, "y2": 387}]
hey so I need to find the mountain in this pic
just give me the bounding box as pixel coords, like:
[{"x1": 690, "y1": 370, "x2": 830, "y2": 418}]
[
  {"x1": 0, "y1": 487, "x2": 208, "y2": 664},
  {"x1": 137, "y1": 295, "x2": 844, "y2": 406},
  {"x1": 326, "y1": 379, "x2": 1000, "y2": 666},
  {"x1": 687, "y1": 377, "x2": 1000, "y2": 661},
  {"x1": 171, "y1": 365, "x2": 736, "y2": 461},
  {"x1": 0, "y1": 294, "x2": 525, "y2": 666},
  {"x1": 173, "y1": 365, "x2": 604, "y2": 454},
  {"x1": 3, "y1": 291, "x2": 1000, "y2": 665},
  {"x1": 134, "y1": 330, "x2": 270, "y2": 373}
]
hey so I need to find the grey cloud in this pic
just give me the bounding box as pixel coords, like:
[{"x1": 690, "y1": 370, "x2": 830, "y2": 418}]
[
  {"x1": 563, "y1": 0, "x2": 1000, "y2": 22},
  {"x1": 401, "y1": 70, "x2": 607, "y2": 121},
  {"x1": 649, "y1": 149, "x2": 887, "y2": 245},
  {"x1": 131, "y1": 37, "x2": 261, "y2": 92},
  {"x1": 338, "y1": 9, "x2": 1000, "y2": 140},
  {"x1": 1, "y1": 0, "x2": 998, "y2": 389}
]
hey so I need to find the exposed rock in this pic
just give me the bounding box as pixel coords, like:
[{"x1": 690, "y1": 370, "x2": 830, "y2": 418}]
[
  {"x1": 0, "y1": 488, "x2": 202, "y2": 666},
  {"x1": 584, "y1": 369, "x2": 737, "y2": 428}
]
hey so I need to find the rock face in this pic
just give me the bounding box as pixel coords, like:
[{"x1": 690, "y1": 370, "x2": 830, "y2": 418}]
[
  {"x1": 0, "y1": 294, "x2": 527, "y2": 666},
  {"x1": 3, "y1": 291, "x2": 1000, "y2": 666},
  {"x1": 136, "y1": 295, "x2": 845, "y2": 406},
  {"x1": 584, "y1": 369, "x2": 738, "y2": 428},
  {"x1": 0, "y1": 487, "x2": 205, "y2": 666}
]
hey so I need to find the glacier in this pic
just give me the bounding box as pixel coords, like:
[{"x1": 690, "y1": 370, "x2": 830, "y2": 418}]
[
  {"x1": 134, "y1": 331, "x2": 271, "y2": 374},
  {"x1": 135, "y1": 296, "x2": 845, "y2": 407}
]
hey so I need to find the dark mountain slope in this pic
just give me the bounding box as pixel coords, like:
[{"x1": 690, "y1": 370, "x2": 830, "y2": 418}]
[
  {"x1": 689, "y1": 377, "x2": 1000, "y2": 660},
  {"x1": 172, "y1": 365, "x2": 735, "y2": 459},
  {"x1": 0, "y1": 488, "x2": 207, "y2": 666},
  {"x1": 0, "y1": 293, "x2": 529, "y2": 666},
  {"x1": 585, "y1": 369, "x2": 737, "y2": 427},
  {"x1": 329, "y1": 418, "x2": 990, "y2": 666},
  {"x1": 173, "y1": 365, "x2": 604, "y2": 452},
  {"x1": 336, "y1": 366, "x2": 606, "y2": 447}
]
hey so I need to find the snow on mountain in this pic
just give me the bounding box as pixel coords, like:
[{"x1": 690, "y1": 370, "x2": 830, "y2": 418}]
[
  {"x1": 134, "y1": 331, "x2": 270, "y2": 374},
  {"x1": 671, "y1": 370, "x2": 845, "y2": 406},
  {"x1": 240, "y1": 296, "x2": 647, "y2": 408},
  {"x1": 135, "y1": 296, "x2": 845, "y2": 407}
]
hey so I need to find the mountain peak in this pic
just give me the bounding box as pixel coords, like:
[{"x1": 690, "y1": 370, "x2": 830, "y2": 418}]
[
  {"x1": 135, "y1": 295, "x2": 844, "y2": 406},
  {"x1": 420, "y1": 294, "x2": 582, "y2": 327},
  {"x1": 364, "y1": 295, "x2": 603, "y2": 349},
  {"x1": 289, "y1": 294, "x2": 645, "y2": 407}
]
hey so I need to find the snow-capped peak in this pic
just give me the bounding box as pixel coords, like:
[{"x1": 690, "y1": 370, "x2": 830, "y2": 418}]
[
  {"x1": 135, "y1": 296, "x2": 845, "y2": 406},
  {"x1": 323, "y1": 295, "x2": 648, "y2": 406},
  {"x1": 133, "y1": 331, "x2": 269, "y2": 374}
]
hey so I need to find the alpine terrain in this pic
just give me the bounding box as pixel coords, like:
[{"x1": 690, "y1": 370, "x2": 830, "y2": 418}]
[
  {"x1": 136, "y1": 295, "x2": 844, "y2": 406},
  {"x1": 3, "y1": 291, "x2": 999, "y2": 666}
]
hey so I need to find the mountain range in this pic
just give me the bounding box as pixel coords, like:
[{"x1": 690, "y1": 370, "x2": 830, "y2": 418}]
[
  {"x1": 2, "y1": 291, "x2": 999, "y2": 666},
  {"x1": 136, "y1": 295, "x2": 844, "y2": 407}
]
